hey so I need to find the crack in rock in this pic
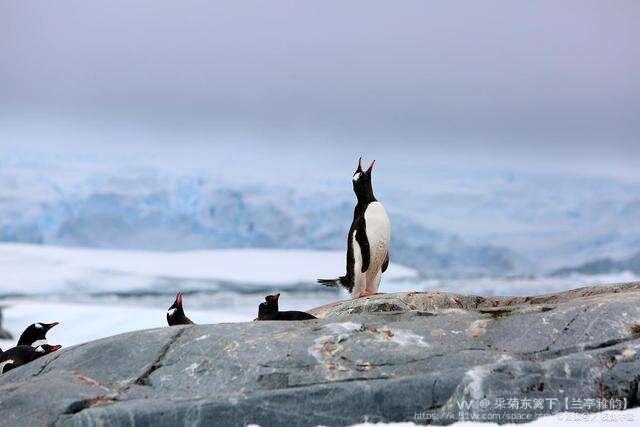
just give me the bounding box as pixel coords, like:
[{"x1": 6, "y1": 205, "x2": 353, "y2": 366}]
[
  {"x1": 32, "y1": 353, "x2": 61, "y2": 377},
  {"x1": 518, "y1": 335, "x2": 640, "y2": 362},
  {"x1": 286, "y1": 375, "x2": 393, "y2": 389},
  {"x1": 134, "y1": 328, "x2": 188, "y2": 386},
  {"x1": 63, "y1": 395, "x2": 120, "y2": 415}
]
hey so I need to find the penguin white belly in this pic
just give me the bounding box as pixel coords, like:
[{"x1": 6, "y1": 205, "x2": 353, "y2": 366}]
[
  {"x1": 363, "y1": 202, "x2": 391, "y2": 293},
  {"x1": 0, "y1": 359, "x2": 14, "y2": 374},
  {"x1": 31, "y1": 339, "x2": 47, "y2": 348}
]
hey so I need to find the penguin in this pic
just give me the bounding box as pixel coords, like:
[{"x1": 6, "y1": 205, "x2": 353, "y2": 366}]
[
  {"x1": 257, "y1": 293, "x2": 317, "y2": 321},
  {"x1": 167, "y1": 292, "x2": 195, "y2": 326},
  {"x1": 318, "y1": 157, "x2": 391, "y2": 298},
  {"x1": 0, "y1": 344, "x2": 61, "y2": 374},
  {"x1": 17, "y1": 322, "x2": 59, "y2": 347}
]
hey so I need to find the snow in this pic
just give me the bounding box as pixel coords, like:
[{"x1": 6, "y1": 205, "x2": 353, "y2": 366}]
[
  {"x1": 0, "y1": 299, "x2": 251, "y2": 350},
  {"x1": 0, "y1": 243, "x2": 417, "y2": 296}
]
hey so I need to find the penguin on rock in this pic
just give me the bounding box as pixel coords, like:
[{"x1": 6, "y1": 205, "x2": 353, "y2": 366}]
[
  {"x1": 318, "y1": 157, "x2": 391, "y2": 298},
  {"x1": 17, "y1": 322, "x2": 59, "y2": 347},
  {"x1": 0, "y1": 344, "x2": 62, "y2": 374},
  {"x1": 256, "y1": 293, "x2": 317, "y2": 321},
  {"x1": 167, "y1": 292, "x2": 195, "y2": 326}
]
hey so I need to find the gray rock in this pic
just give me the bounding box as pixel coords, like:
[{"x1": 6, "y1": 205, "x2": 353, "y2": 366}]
[{"x1": 2, "y1": 283, "x2": 640, "y2": 426}]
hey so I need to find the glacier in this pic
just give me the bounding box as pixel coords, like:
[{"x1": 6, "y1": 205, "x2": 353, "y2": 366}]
[{"x1": 1, "y1": 156, "x2": 640, "y2": 277}]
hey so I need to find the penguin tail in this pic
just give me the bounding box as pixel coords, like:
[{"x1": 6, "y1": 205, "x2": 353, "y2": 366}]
[{"x1": 317, "y1": 276, "x2": 346, "y2": 289}]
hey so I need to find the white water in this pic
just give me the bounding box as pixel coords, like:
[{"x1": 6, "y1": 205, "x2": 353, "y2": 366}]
[{"x1": 0, "y1": 243, "x2": 636, "y2": 351}]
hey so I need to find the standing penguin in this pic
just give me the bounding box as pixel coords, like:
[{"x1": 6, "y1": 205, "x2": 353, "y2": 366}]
[
  {"x1": 167, "y1": 292, "x2": 195, "y2": 326},
  {"x1": 17, "y1": 322, "x2": 59, "y2": 347},
  {"x1": 318, "y1": 157, "x2": 391, "y2": 298}
]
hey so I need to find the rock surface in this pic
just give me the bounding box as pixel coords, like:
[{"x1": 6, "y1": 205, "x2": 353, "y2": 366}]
[{"x1": 2, "y1": 283, "x2": 640, "y2": 426}]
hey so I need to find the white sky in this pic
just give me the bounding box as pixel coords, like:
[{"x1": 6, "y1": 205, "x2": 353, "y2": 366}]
[{"x1": 1, "y1": 1, "x2": 638, "y2": 180}]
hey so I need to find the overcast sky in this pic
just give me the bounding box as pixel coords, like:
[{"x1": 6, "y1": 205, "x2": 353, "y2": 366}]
[{"x1": 1, "y1": 1, "x2": 638, "y2": 178}]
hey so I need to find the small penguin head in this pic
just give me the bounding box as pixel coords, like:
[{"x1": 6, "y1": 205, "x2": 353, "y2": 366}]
[
  {"x1": 167, "y1": 292, "x2": 184, "y2": 326},
  {"x1": 258, "y1": 293, "x2": 280, "y2": 320},
  {"x1": 18, "y1": 322, "x2": 59, "y2": 347},
  {"x1": 168, "y1": 292, "x2": 184, "y2": 312},
  {"x1": 33, "y1": 322, "x2": 58, "y2": 332},
  {"x1": 35, "y1": 344, "x2": 62, "y2": 355},
  {"x1": 265, "y1": 293, "x2": 280, "y2": 305},
  {"x1": 352, "y1": 157, "x2": 376, "y2": 201}
]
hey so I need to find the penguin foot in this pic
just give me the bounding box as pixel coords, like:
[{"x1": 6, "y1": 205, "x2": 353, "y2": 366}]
[{"x1": 356, "y1": 291, "x2": 383, "y2": 298}]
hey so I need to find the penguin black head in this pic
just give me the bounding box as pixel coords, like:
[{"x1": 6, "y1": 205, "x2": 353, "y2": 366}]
[
  {"x1": 258, "y1": 293, "x2": 280, "y2": 320},
  {"x1": 168, "y1": 292, "x2": 185, "y2": 319},
  {"x1": 35, "y1": 343, "x2": 62, "y2": 355},
  {"x1": 352, "y1": 157, "x2": 376, "y2": 203},
  {"x1": 17, "y1": 322, "x2": 59, "y2": 347}
]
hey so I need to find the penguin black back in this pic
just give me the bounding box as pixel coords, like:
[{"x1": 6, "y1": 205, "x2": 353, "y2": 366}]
[
  {"x1": 318, "y1": 157, "x2": 378, "y2": 293},
  {"x1": 17, "y1": 322, "x2": 59, "y2": 347},
  {"x1": 167, "y1": 292, "x2": 195, "y2": 326},
  {"x1": 0, "y1": 344, "x2": 61, "y2": 374},
  {"x1": 257, "y1": 293, "x2": 317, "y2": 321}
]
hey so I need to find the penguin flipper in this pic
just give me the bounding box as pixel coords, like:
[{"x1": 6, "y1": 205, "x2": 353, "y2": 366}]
[
  {"x1": 355, "y1": 218, "x2": 370, "y2": 273},
  {"x1": 381, "y1": 251, "x2": 389, "y2": 273}
]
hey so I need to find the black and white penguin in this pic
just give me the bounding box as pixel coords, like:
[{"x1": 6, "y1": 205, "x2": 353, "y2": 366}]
[
  {"x1": 167, "y1": 292, "x2": 195, "y2": 326},
  {"x1": 318, "y1": 157, "x2": 391, "y2": 298},
  {"x1": 0, "y1": 344, "x2": 61, "y2": 374},
  {"x1": 17, "y1": 322, "x2": 59, "y2": 347},
  {"x1": 257, "y1": 293, "x2": 317, "y2": 321}
]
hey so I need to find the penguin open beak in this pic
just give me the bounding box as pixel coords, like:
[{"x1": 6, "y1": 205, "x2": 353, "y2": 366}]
[
  {"x1": 176, "y1": 292, "x2": 183, "y2": 306},
  {"x1": 367, "y1": 159, "x2": 375, "y2": 172},
  {"x1": 50, "y1": 344, "x2": 62, "y2": 352},
  {"x1": 45, "y1": 322, "x2": 59, "y2": 331},
  {"x1": 274, "y1": 293, "x2": 280, "y2": 302}
]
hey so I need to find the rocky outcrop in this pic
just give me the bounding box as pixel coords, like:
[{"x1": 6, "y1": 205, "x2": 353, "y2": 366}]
[{"x1": 2, "y1": 283, "x2": 640, "y2": 426}]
